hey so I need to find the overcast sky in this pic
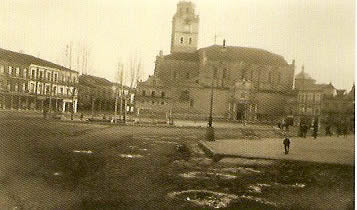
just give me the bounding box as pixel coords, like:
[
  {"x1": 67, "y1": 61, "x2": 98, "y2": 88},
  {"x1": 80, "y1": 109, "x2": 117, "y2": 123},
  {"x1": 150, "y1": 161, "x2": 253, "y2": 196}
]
[{"x1": 0, "y1": 0, "x2": 355, "y2": 90}]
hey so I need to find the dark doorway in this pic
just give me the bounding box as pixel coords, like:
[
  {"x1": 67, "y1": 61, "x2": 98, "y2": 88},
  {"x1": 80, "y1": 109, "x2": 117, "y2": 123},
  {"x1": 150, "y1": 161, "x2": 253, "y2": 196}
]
[{"x1": 236, "y1": 104, "x2": 245, "y2": 120}]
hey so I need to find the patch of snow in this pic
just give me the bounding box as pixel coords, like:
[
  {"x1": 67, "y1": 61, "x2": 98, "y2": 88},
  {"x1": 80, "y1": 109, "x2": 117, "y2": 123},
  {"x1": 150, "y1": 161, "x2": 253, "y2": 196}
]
[
  {"x1": 179, "y1": 172, "x2": 237, "y2": 180},
  {"x1": 168, "y1": 190, "x2": 239, "y2": 209},
  {"x1": 247, "y1": 185, "x2": 262, "y2": 193},
  {"x1": 273, "y1": 182, "x2": 306, "y2": 188},
  {"x1": 73, "y1": 150, "x2": 93, "y2": 154},
  {"x1": 217, "y1": 167, "x2": 261, "y2": 174},
  {"x1": 119, "y1": 154, "x2": 143, "y2": 158},
  {"x1": 239, "y1": 195, "x2": 278, "y2": 207}
]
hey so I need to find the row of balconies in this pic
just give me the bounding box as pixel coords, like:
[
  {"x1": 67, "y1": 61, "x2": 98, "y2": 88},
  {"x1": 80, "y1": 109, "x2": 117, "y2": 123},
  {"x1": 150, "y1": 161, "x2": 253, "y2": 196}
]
[
  {"x1": 3, "y1": 88, "x2": 77, "y2": 97},
  {"x1": 5, "y1": 85, "x2": 76, "y2": 96},
  {"x1": 4, "y1": 73, "x2": 77, "y2": 85}
]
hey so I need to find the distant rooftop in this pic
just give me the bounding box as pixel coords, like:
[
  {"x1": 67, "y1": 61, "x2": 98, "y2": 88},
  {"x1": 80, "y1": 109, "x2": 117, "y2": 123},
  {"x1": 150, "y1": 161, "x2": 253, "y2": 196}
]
[
  {"x1": 0, "y1": 48, "x2": 76, "y2": 73},
  {"x1": 295, "y1": 71, "x2": 314, "y2": 80},
  {"x1": 162, "y1": 45, "x2": 289, "y2": 66},
  {"x1": 79, "y1": 74, "x2": 128, "y2": 89}
]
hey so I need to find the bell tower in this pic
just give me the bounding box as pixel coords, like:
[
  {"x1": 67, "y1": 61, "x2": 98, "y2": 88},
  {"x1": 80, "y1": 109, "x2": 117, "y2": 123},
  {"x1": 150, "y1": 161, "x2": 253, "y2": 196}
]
[{"x1": 170, "y1": 1, "x2": 199, "y2": 53}]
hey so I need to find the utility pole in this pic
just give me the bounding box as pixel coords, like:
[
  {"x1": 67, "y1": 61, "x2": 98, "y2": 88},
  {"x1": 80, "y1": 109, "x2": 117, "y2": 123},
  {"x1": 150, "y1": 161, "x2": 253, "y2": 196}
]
[
  {"x1": 114, "y1": 62, "x2": 121, "y2": 123},
  {"x1": 208, "y1": 68, "x2": 215, "y2": 128},
  {"x1": 206, "y1": 39, "x2": 226, "y2": 141},
  {"x1": 114, "y1": 87, "x2": 118, "y2": 123}
]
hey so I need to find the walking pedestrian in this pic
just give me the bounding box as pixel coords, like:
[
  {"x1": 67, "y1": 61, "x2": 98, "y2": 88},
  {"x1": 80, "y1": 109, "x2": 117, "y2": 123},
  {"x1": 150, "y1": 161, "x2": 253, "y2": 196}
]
[
  {"x1": 312, "y1": 119, "x2": 318, "y2": 139},
  {"x1": 283, "y1": 136, "x2": 290, "y2": 154},
  {"x1": 302, "y1": 124, "x2": 308, "y2": 138}
]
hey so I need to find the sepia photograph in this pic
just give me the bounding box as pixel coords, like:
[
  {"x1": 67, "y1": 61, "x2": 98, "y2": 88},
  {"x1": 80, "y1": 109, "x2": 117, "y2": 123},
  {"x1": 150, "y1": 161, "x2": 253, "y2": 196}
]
[{"x1": 0, "y1": 0, "x2": 355, "y2": 209}]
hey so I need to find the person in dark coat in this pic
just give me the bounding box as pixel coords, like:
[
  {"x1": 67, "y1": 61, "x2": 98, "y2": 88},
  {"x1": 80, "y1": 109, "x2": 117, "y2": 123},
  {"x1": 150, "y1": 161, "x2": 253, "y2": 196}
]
[
  {"x1": 302, "y1": 124, "x2": 308, "y2": 138},
  {"x1": 283, "y1": 136, "x2": 291, "y2": 154},
  {"x1": 312, "y1": 120, "x2": 318, "y2": 139}
]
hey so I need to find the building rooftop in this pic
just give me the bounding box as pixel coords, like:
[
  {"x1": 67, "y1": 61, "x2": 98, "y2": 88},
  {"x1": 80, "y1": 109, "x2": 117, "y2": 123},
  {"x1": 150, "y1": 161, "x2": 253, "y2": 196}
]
[
  {"x1": 79, "y1": 74, "x2": 129, "y2": 90},
  {"x1": 0, "y1": 48, "x2": 76, "y2": 73},
  {"x1": 162, "y1": 52, "x2": 199, "y2": 62},
  {"x1": 162, "y1": 45, "x2": 289, "y2": 66},
  {"x1": 79, "y1": 74, "x2": 113, "y2": 88},
  {"x1": 200, "y1": 45, "x2": 288, "y2": 65},
  {"x1": 295, "y1": 71, "x2": 314, "y2": 80}
]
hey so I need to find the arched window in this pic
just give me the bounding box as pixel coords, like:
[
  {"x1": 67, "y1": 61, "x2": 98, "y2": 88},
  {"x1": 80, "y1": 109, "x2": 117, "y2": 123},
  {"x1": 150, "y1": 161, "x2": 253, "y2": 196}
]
[
  {"x1": 189, "y1": 37, "x2": 192, "y2": 44},
  {"x1": 180, "y1": 37, "x2": 184, "y2": 44}
]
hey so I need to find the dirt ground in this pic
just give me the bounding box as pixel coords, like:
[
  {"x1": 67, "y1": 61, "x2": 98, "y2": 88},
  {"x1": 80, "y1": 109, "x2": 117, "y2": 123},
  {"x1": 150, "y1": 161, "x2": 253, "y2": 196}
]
[{"x1": 0, "y1": 112, "x2": 354, "y2": 209}]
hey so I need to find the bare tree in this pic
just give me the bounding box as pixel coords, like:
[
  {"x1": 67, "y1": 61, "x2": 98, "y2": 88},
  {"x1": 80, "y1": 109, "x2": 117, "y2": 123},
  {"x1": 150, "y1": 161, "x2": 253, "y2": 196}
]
[
  {"x1": 114, "y1": 62, "x2": 124, "y2": 123},
  {"x1": 123, "y1": 54, "x2": 142, "y2": 121},
  {"x1": 128, "y1": 54, "x2": 142, "y2": 89}
]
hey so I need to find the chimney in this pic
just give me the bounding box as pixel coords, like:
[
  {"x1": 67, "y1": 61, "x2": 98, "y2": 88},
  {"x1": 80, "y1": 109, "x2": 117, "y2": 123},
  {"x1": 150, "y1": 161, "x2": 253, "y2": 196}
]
[
  {"x1": 159, "y1": 50, "x2": 163, "y2": 57},
  {"x1": 223, "y1": 39, "x2": 226, "y2": 48}
]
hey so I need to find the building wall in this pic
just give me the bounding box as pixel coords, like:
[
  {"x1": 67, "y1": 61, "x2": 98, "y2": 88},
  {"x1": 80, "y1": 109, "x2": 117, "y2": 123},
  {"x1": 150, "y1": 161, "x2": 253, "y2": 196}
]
[
  {"x1": 139, "y1": 53, "x2": 295, "y2": 121},
  {"x1": 198, "y1": 59, "x2": 294, "y2": 92},
  {"x1": 0, "y1": 59, "x2": 78, "y2": 112},
  {"x1": 78, "y1": 76, "x2": 135, "y2": 114},
  {"x1": 190, "y1": 87, "x2": 230, "y2": 118},
  {"x1": 155, "y1": 58, "x2": 200, "y2": 84},
  {"x1": 255, "y1": 91, "x2": 289, "y2": 121}
]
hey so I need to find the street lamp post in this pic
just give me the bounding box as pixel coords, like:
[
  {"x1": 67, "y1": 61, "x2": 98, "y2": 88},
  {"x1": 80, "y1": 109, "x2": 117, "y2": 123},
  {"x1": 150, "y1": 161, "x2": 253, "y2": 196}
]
[
  {"x1": 113, "y1": 86, "x2": 118, "y2": 123},
  {"x1": 206, "y1": 66, "x2": 216, "y2": 141},
  {"x1": 208, "y1": 68, "x2": 215, "y2": 128},
  {"x1": 206, "y1": 39, "x2": 226, "y2": 141}
]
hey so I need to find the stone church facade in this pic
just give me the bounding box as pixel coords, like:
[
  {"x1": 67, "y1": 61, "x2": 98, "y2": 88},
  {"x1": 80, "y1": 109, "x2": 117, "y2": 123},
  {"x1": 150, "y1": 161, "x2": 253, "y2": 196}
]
[{"x1": 136, "y1": 1, "x2": 295, "y2": 122}]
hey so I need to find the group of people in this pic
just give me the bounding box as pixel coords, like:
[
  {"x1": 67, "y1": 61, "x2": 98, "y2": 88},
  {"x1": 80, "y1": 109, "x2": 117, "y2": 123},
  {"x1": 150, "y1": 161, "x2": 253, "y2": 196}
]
[
  {"x1": 284, "y1": 119, "x2": 352, "y2": 155},
  {"x1": 325, "y1": 123, "x2": 350, "y2": 137},
  {"x1": 298, "y1": 123, "x2": 319, "y2": 138},
  {"x1": 299, "y1": 119, "x2": 320, "y2": 139}
]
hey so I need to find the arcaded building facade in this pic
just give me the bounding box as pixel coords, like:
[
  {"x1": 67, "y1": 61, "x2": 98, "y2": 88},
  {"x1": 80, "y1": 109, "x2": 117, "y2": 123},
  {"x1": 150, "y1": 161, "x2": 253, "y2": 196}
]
[
  {"x1": 136, "y1": 1, "x2": 295, "y2": 122},
  {"x1": 0, "y1": 48, "x2": 79, "y2": 113}
]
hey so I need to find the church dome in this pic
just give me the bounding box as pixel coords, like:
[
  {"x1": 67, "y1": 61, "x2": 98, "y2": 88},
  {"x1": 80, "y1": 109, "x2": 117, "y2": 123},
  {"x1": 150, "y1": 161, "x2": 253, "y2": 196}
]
[{"x1": 295, "y1": 69, "x2": 313, "y2": 80}]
